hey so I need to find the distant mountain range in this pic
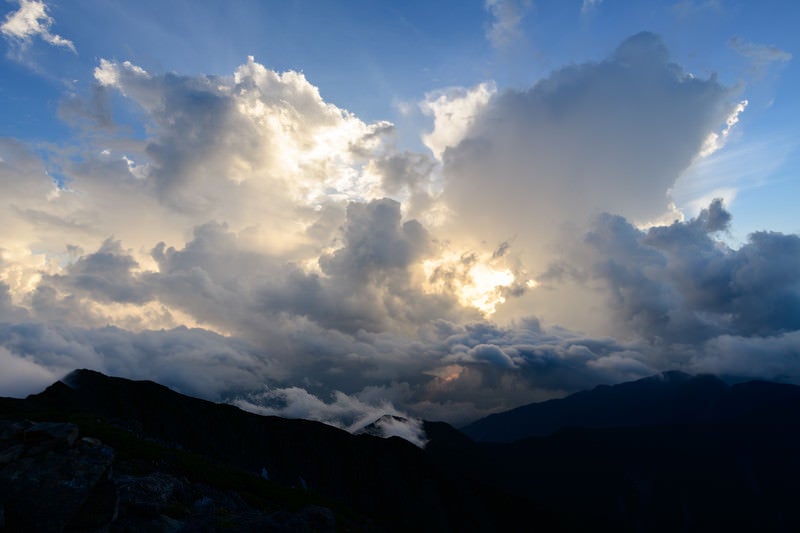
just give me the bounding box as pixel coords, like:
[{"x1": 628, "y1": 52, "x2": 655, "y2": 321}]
[
  {"x1": 462, "y1": 370, "x2": 800, "y2": 442},
  {"x1": 3, "y1": 369, "x2": 800, "y2": 531}
]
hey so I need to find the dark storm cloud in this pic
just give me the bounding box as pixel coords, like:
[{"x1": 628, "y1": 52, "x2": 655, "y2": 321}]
[{"x1": 584, "y1": 200, "x2": 800, "y2": 342}]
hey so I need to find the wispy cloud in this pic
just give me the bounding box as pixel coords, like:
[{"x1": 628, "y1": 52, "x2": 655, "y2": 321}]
[
  {"x1": 1, "y1": 0, "x2": 75, "y2": 53},
  {"x1": 484, "y1": 0, "x2": 530, "y2": 49},
  {"x1": 670, "y1": 0, "x2": 723, "y2": 20},
  {"x1": 729, "y1": 36, "x2": 792, "y2": 74},
  {"x1": 581, "y1": 0, "x2": 603, "y2": 15}
]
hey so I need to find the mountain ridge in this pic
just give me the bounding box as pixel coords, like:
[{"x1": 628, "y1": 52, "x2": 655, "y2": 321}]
[
  {"x1": 0, "y1": 368, "x2": 553, "y2": 532},
  {"x1": 462, "y1": 370, "x2": 800, "y2": 442},
  {"x1": 5, "y1": 369, "x2": 800, "y2": 531}
]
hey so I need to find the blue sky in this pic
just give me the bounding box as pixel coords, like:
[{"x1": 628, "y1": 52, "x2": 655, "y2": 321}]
[{"x1": 1, "y1": 0, "x2": 799, "y2": 428}]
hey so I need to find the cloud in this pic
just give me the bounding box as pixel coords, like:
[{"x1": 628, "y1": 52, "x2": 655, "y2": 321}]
[
  {"x1": 0, "y1": 345, "x2": 57, "y2": 397},
  {"x1": 729, "y1": 36, "x2": 792, "y2": 75},
  {"x1": 581, "y1": 200, "x2": 800, "y2": 342},
  {"x1": 670, "y1": 0, "x2": 722, "y2": 19},
  {"x1": 581, "y1": 0, "x2": 603, "y2": 15},
  {"x1": 698, "y1": 99, "x2": 747, "y2": 158},
  {"x1": 1, "y1": 0, "x2": 75, "y2": 52},
  {"x1": 420, "y1": 82, "x2": 496, "y2": 161},
  {"x1": 0, "y1": 35, "x2": 798, "y2": 428},
  {"x1": 693, "y1": 331, "x2": 800, "y2": 381},
  {"x1": 484, "y1": 0, "x2": 530, "y2": 49},
  {"x1": 234, "y1": 387, "x2": 428, "y2": 447},
  {"x1": 439, "y1": 32, "x2": 735, "y2": 286}
]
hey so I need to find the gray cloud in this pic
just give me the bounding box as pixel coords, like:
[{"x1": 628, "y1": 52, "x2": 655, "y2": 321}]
[
  {"x1": 48, "y1": 238, "x2": 152, "y2": 304},
  {"x1": 587, "y1": 200, "x2": 800, "y2": 341},
  {"x1": 441, "y1": 32, "x2": 733, "y2": 272}
]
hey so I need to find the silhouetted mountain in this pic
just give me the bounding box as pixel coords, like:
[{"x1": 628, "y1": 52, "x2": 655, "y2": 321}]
[
  {"x1": 0, "y1": 369, "x2": 555, "y2": 532},
  {"x1": 5, "y1": 369, "x2": 800, "y2": 531},
  {"x1": 445, "y1": 371, "x2": 800, "y2": 531},
  {"x1": 462, "y1": 370, "x2": 800, "y2": 442}
]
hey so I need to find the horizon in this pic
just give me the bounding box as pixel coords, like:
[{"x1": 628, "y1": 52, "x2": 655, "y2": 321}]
[{"x1": 1, "y1": 0, "x2": 799, "y2": 428}]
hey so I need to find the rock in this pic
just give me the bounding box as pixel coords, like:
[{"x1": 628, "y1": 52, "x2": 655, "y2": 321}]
[
  {"x1": 298, "y1": 504, "x2": 336, "y2": 531},
  {"x1": 0, "y1": 429, "x2": 115, "y2": 532},
  {"x1": 0, "y1": 444, "x2": 24, "y2": 465},
  {"x1": 115, "y1": 472, "x2": 187, "y2": 521},
  {"x1": 23, "y1": 422, "x2": 79, "y2": 453},
  {"x1": 0, "y1": 420, "x2": 28, "y2": 441}
]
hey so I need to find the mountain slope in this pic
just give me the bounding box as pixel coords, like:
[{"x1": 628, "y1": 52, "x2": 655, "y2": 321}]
[{"x1": 1, "y1": 369, "x2": 556, "y2": 532}]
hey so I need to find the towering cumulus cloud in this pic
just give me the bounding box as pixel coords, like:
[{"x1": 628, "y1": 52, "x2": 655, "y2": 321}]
[
  {"x1": 0, "y1": 32, "x2": 797, "y2": 430},
  {"x1": 440, "y1": 33, "x2": 732, "y2": 263}
]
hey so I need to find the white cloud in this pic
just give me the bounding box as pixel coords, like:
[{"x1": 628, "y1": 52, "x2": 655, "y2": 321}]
[
  {"x1": 419, "y1": 82, "x2": 496, "y2": 160},
  {"x1": 1, "y1": 0, "x2": 75, "y2": 52},
  {"x1": 438, "y1": 33, "x2": 734, "y2": 276},
  {"x1": 699, "y1": 99, "x2": 748, "y2": 158},
  {"x1": 484, "y1": 0, "x2": 530, "y2": 49},
  {"x1": 234, "y1": 387, "x2": 428, "y2": 447}
]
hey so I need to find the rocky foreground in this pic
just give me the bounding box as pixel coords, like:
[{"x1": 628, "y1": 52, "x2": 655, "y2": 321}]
[{"x1": 0, "y1": 418, "x2": 340, "y2": 532}]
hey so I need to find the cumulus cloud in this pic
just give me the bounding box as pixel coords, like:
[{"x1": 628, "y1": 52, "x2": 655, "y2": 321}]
[
  {"x1": 0, "y1": 35, "x2": 798, "y2": 429},
  {"x1": 439, "y1": 32, "x2": 735, "y2": 291},
  {"x1": 698, "y1": 99, "x2": 747, "y2": 158},
  {"x1": 582, "y1": 200, "x2": 800, "y2": 343},
  {"x1": 1, "y1": 0, "x2": 75, "y2": 52},
  {"x1": 420, "y1": 82, "x2": 496, "y2": 161}
]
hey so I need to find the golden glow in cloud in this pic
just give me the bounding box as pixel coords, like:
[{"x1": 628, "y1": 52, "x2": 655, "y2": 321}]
[{"x1": 422, "y1": 251, "x2": 522, "y2": 316}]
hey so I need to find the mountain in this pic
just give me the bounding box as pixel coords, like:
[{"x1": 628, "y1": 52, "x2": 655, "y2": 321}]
[
  {"x1": 450, "y1": 371, "x2": 800, "y2": 530},
  {"x1": 0, "y1": 369, "x2": 554, "y2": 532},
  {"x1": 5, "y1": 369, "x2": 800, "y2": 531},
  {"x1": 461, "y1": 370, "x2": 800, "y2": 442}
]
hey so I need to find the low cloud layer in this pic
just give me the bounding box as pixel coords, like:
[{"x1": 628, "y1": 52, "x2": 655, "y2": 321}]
[{"x1": 1, "y1": 32, "x2": 798, "y2": 432}]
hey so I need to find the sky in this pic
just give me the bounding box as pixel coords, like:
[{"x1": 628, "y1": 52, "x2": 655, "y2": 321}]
[{"x1": 0, "y1": 0, "x2": 799, "y2": 432}]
